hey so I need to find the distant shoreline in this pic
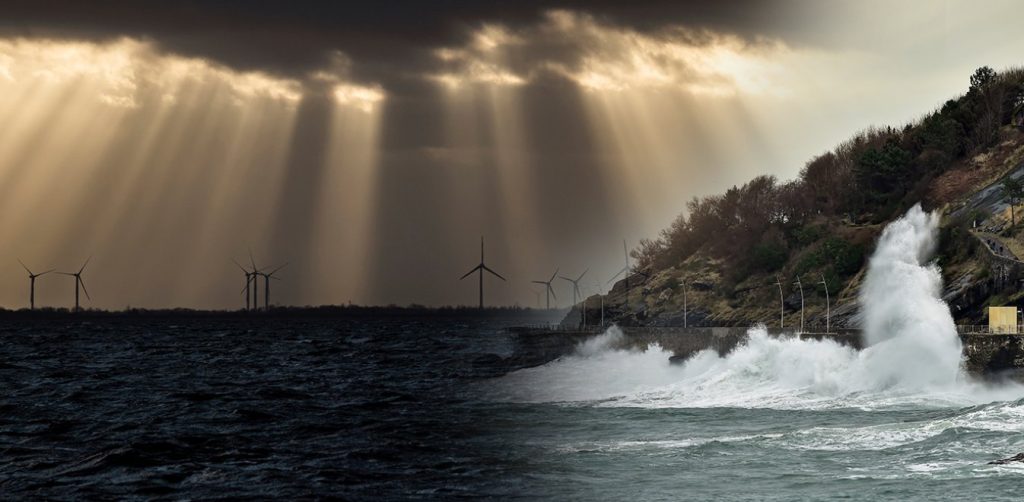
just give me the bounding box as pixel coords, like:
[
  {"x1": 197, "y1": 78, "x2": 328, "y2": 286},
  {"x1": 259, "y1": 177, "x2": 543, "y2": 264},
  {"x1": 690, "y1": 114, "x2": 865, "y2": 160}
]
[{"x1": 0, "y1": 305, "x2": 567, "y2": 322}]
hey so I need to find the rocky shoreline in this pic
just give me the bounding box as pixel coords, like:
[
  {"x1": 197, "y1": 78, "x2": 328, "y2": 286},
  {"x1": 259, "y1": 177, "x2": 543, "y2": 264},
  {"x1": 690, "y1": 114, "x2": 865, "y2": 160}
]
[{"x1": 508, "y1": 326, "x2": 1024, "y2": 379}]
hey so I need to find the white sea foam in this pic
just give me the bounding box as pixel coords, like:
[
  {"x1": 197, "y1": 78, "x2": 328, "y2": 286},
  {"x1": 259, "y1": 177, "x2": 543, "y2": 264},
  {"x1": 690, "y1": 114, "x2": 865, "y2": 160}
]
[{"x1": 494, "y1": 204, "x2": 1024, "y2": 410}]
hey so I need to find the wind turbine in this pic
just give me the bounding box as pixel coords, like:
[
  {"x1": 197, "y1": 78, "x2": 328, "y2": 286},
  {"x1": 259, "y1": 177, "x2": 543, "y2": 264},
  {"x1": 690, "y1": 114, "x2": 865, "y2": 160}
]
[
  {"x1": 459, "y1": 236, "x2": 506, "y2": 309},
  {"x1": 232, "y1": 258, "x2": 255, "y2": 311},
  {"x1": 259, "y1": 263, "x2": 288, "y2": 311},
  {"x1": 559, "y1": 268, "x2": 588, "y2": 306},
  {"x1": 18, "y1": 259, "x2": 54, "y2": 310},
  {"x1": 58, "y1": 258, "x2": 91, "y2": 312},
  {"x1": 532, "y1": 268, "x2": 558, "y2": 309},
  {"x1": 529, "y1": 287, "x2": 541, "y2": 308},
  {"x1": 249, "y1": 251, "x2": 262, "y2": 312}
]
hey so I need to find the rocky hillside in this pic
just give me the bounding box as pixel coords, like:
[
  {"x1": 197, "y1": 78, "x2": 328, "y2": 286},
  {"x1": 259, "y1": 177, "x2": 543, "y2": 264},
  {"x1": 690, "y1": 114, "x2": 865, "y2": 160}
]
[{"x1": 569, "y1": 66, "x2": 1024, "y2": 329}]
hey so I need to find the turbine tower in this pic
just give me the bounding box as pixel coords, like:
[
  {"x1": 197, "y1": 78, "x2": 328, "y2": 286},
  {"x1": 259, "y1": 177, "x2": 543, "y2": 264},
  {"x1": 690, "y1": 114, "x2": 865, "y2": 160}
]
[
  {"x1": 249, "y1": 251, "x2": 262, "y2": 312},
  {"x1": 532, "y1": 268, "x2": 558, "y2": 309},
  {"x1": 232, "y1": 259, "x2": 255, "y2": 311},
  {"x1": 18, "y1": 259, "x2": 53, "y2": 310},
  {"x1": 260, "y1": 263, "x2": 288, "y2": 311},
  {"x1": 559, "y1": 268, "x2": 588, "y2": 306},
  {"x1": 58, "y1": 258, "x2": 91, "y2": 312},
  {"x1": 459, "y1": 236, "x2": 506, "y2": 309}
]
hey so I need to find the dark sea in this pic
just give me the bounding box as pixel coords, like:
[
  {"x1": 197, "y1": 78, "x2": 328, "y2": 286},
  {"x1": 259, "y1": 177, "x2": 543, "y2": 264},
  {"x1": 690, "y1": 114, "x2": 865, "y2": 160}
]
[{"x1": 2, "y1": 316, "x2": 1024, "y2": 500}]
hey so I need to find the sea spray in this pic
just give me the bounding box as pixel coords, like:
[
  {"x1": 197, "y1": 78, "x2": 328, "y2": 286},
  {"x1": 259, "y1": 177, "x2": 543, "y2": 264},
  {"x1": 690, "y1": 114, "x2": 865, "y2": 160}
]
[
  {"x1": 491, "y1": 325, "x2": 681, "y2": 403},
  {"x1": 858, "y1": 204, "x2": 962, "y2": 389},
  {"x1": 494, "y1": 204, "x2": 1021, "y2": 409}
]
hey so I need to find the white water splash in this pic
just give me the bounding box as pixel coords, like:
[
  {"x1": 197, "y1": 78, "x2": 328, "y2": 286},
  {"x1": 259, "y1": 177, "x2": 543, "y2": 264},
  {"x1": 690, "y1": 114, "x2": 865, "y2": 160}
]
[
  {"x1": 858, "y1": 204, "x2": 961, "y2": 389},
  {"x1": 494, "y1": 204, "x2": 1024, "y2": 409}
]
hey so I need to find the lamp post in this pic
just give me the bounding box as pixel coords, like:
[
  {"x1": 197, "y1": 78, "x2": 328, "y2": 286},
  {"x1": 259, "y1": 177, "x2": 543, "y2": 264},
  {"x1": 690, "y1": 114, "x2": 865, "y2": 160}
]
[
  {"x1": 682, "y1": 278, "x2": 688, "y2": 328},
  {"x1": 820, "y1": 273, "x2": 830, "y2": 334},
  {"x1": 581, "y1": 290, "x2": 587, "y2": 327},
  {"x1": 774, "y1": 276, "x2": 784, "y2": 329},
  {"x1": 794, "y1": 276, "x2": 805, "y2": 333}
]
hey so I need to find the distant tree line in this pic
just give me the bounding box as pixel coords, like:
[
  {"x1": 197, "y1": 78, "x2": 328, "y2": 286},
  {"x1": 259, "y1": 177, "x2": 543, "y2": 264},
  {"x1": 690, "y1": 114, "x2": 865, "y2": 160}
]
[{"x1": 632, "y1": 67, "x2": 1024, "y2": 291}]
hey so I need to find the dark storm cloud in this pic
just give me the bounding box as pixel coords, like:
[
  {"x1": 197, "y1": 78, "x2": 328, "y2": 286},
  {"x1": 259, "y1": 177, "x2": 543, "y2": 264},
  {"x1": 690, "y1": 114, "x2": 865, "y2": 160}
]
[{"x1": 0, "y1": 0, "x2": 810, "y2": 84}]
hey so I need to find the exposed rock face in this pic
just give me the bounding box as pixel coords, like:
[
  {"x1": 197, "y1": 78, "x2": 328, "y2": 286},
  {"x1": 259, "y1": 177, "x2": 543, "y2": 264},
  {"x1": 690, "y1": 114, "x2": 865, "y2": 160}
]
[
  {"x1": 961, "y1": 334, "x2": 1024, "y2": 377},
  {"x1": 988, "y1": 453, "x2": 1024, "y2": 465}
]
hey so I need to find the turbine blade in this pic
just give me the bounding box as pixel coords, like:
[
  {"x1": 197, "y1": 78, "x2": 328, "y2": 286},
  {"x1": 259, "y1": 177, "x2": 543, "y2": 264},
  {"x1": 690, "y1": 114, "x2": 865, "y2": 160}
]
[
  {"x1": 549, "y1": 268, "x2": 559, "y2": 283},
  {"x1": 460, "y1": 265, "x2": 483, "y2": 280},
  {"x1": 269, "y1": 262, "x2": 289, "y2": 276},
  {"x1": 79, "y1": 256, "x2": 91, "y2": 274},
  {"x1": 78, "y1": 277, "x2": 91, "y2": 300},
  {"x1": 17, "y1": 258, "x2": 31, "y2": 275},
  {"x1": 548, "y1": 285, "x2": 557, "y2": 299},
  {"x1": 531, "y1": 280, "x2": 547, "y2": 285},
  {"x1": 38, "y1": 269, "x2": 56, "y2": 277},
  {"x1": 577, "y1": 268, "x2": 589, "y2": 281},
  {"x1": 482, "y1": 265, "x2": 506, "y2": 281},
  {"x1": 607, "y1": 267, "x2": 627, "y2": 284},
  {"x1": 231, "y1": 258, "x2": 249, "y2": 273},
  {"x1": 249, "y1": 248, "x2": 258, "y2": 272},
  {"x1": 559, "y1": 276, "x2": 573, "y2": 283},
  {"x1": 57, "y1": 272, "x2": 75, "y2": 276}
]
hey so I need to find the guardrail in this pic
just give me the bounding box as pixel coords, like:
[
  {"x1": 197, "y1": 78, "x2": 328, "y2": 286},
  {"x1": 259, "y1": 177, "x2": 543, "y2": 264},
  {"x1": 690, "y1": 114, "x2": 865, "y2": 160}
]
[
  {"x1": 511, "y1": 324, "x2": 1024, "y2": 335},
  {"x1": 507, "y1": 324, "x2": 605, "y2": 332},
  {"x1": 956, "y1": 324, "x2": 1024, "y2": 334}
]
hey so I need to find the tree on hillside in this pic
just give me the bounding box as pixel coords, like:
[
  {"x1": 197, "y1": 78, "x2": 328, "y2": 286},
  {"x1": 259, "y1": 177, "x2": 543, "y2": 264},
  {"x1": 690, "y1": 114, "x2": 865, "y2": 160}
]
[
  {"x1": 629, "y1": 66, "x2": 1024, "y2": 282},
  {"x1": 853, "y1": 139, "x2": 912, "y2": 206},
  {"x1": 970, "y1": 66, "x2": 996, "y2": 92},
  {"x1": 1002, "y1": 177, "x2": 1024, "y2": 226}
]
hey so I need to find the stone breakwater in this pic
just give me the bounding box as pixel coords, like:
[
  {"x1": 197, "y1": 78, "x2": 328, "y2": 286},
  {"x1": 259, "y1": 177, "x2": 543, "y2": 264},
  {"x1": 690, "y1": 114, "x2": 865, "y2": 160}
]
[{"x1": 507, "y1": 326, "x2": 1024, "y2": 379}]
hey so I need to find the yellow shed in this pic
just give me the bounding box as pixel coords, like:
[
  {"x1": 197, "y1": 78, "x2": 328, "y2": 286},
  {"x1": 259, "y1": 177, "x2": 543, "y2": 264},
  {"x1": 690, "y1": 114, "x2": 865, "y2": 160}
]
[{"x1": 988, "y1": 306, "x2": 1017, "y2": 333}]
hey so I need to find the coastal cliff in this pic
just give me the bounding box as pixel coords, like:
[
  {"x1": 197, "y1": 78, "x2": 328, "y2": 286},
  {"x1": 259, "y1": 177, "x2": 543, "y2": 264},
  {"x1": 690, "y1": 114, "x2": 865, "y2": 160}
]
[{"x1": 571, "y1": 67, "x2": 1024, "y2": 330}]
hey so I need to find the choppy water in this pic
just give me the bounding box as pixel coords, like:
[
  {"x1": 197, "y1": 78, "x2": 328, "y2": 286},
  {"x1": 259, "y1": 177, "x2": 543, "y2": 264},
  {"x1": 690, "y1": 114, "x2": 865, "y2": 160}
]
[
  {"x1": 491, "y1": 327, "x2": 1024, "y2": 501},
  {"x1": 2, "y1": 317, "x2": 1024, "y2": 500},
  {"x1": 0, "y1": 317, "x2": 532, "y2": 499}
]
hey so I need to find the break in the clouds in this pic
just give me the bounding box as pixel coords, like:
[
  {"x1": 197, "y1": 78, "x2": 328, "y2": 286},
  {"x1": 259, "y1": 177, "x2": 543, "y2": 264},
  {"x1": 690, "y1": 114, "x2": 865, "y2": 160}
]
[
  {"x1": 2, "y1": 1, "x2": 1024, "y2": 309},
  {"x1": 431, "y1": 11, "x2": 796, "y2": 96}
]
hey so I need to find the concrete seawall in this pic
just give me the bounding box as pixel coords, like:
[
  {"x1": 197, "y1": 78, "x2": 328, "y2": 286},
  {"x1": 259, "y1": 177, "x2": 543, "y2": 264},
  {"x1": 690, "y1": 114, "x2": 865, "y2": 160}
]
[{"x1": 507, "y1": 326, "x2": 1024, "y2": 379}]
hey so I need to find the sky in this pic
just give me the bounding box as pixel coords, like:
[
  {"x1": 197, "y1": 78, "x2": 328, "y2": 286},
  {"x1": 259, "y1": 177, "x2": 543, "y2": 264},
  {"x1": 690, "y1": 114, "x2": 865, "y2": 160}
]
[{"x1": 1, "y1": 0, "x2": 1023, "y2": 310}]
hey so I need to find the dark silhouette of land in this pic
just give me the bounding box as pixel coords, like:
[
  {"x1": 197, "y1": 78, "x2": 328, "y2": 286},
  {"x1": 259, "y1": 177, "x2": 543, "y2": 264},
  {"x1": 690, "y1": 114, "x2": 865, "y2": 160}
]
[{"x1": 0, "y1": 304, "x2": 566, "y2": 322}]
